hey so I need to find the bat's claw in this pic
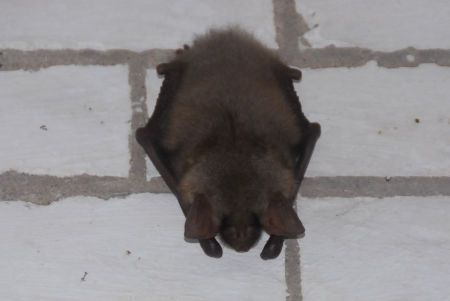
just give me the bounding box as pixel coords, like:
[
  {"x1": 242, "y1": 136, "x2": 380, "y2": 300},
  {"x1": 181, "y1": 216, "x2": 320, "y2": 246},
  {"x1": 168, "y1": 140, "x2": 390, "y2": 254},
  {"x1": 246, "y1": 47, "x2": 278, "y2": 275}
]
[
  {"x1": 200, "y1": 238, "x2": 223, "y2": 258},
  {"x1": 260, "y1": 235, "x2": 284, "y2": 260},
  {"x1": 288, "y1": 67, "x2": 302, "y2": 81},
  {"x1": 156, "y1": 61, "x2": 184, "y2": 76},
  {"x1": 156, "y1": 63, "x2": 169, "y2": 75},
  {"x1": 308, "y1": 122, "x2": 321, "y2": 138}
]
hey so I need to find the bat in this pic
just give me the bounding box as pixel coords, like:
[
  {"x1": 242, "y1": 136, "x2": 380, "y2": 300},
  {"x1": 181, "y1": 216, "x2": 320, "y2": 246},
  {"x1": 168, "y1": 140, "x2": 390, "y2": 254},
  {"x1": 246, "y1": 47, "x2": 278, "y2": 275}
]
[{"x1": 136, "y1": 28, "x2": 320, "y2": 259}]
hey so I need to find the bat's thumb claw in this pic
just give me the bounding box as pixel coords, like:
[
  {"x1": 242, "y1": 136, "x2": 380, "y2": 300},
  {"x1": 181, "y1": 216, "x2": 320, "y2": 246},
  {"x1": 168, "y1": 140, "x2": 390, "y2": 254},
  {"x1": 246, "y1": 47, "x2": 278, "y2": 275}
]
[
  {"x1": 200, "y1": 238, "x2": 223, "y2": 258},
  {"x1": 309, "y1": 122, "x2": 321, "y2": 138}
]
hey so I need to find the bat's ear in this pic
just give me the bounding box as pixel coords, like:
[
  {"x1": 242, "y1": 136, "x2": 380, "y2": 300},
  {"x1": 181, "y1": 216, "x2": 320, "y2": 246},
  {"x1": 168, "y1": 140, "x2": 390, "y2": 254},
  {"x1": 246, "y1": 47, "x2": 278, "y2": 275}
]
[
  {"x1": 185, "y1": 194, "x2": 220, "y2": 240},
  {"x1": 261, "y1": 194, "x2": 305, "y2": 237}
]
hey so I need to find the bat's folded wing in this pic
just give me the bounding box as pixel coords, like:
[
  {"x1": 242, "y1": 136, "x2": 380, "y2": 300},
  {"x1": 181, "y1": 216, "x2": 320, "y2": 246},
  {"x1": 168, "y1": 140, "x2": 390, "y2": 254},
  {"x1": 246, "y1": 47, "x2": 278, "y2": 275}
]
[
  {"x1": 259, "y1": 65, "x2": 322, "y2": 260},
  {"x1": 136, "y1": 62, "x2": 223, "y2": 258},
  {"x1": 136, "y1": 60, "x2": 321, "y2": 260}
]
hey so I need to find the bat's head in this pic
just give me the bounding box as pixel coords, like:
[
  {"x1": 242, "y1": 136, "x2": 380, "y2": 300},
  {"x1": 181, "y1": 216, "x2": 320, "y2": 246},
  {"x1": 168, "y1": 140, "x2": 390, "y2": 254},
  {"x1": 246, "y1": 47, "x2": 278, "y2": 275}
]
[
  {"x1": 219, "y1": 211, "x2": 262, "y2": 252},
  {"x1": 180, "y1": 150, "x2": 304, "y2": 253}
]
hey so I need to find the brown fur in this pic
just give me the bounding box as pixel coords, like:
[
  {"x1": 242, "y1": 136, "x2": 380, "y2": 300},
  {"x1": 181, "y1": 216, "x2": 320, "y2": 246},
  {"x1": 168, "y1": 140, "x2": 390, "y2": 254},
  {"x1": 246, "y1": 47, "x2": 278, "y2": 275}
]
[{"x1": 157, "y1": 28, "x2": 304, "y2": 251}]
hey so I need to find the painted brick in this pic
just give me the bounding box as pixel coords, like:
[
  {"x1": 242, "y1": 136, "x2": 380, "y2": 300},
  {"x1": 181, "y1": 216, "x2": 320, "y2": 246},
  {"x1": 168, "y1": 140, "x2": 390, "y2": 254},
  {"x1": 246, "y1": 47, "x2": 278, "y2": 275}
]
[
  {"x1": 0, "y1": 194, "x2": 285, "y2": 301},
  {"x1": 0, "y1": 0, "x2": 277, "y2": 50},
  {"x1": 299, "y1": 62, "x2": 450, "y2": 177},
  {"x1": 298, "y1": 196, "x2": 450, "y2": 300},
  {"x1": 296, "y1": 0, "x2": 450, "y2": 50},
  {"x1": 0, "y1": 66, "x2": 131, "y2": 177}
]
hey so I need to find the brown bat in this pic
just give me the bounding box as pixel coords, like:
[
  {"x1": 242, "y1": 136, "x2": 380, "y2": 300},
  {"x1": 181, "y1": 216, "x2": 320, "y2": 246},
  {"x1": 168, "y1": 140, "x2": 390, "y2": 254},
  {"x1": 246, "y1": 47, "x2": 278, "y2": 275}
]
[{"x1": 136, "y1": 28, "x2": 320, "y2": 259}]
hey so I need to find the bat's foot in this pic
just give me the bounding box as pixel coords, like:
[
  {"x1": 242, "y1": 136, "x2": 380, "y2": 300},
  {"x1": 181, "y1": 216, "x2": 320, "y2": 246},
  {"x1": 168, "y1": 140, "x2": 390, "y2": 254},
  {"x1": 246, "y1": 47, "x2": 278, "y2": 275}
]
[
  {"x1": 175, "y1": 44, "x2": 190, "y2": 56},
  {"x1": 200, "y1": 238, "x2": 223, "y2": 258},
  {"x1": 260, "y1": 235, "x2": 284, "y2": 260}
]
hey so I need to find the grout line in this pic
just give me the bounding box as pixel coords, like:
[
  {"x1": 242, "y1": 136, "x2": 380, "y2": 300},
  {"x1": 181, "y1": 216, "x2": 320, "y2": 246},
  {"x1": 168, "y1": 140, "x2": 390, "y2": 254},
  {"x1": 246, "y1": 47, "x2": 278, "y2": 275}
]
[
  {"x1": 292, "y1": 47, "x2": 450, "y2": 68},
  {"x1": 1, "y1": 48, "x2": 450, "y2": 72},
  {"x1": 285, "y1": 238, "x2": 302, "y2": 301},
  {"x1": 128, "y1": 58, "x2": 149, "y2": 183},
  {"x1": 0, "y1": 49, "x2": 173, "y2": 71},
  {"x1": 285, "y1": 202, "x2": 303, "y2": 301},
  {"x1": 2, "y1": 173, "x2": 450, "y2": 204},
  {"x1": 299, "y1": 176, "x2": 450, "y2": 198},
  {"x1": 273, "y1": 0, "x2": 310, "y2": 299},
  {"x1": 0, "y1": 170, "x2": 166, "y2": 205},
  {"x1": 273, "y1": 0, "x2": 310, "y2": 63},
  {"x1": 284, "y1": 225, "x2": 303, "y2": 301}
]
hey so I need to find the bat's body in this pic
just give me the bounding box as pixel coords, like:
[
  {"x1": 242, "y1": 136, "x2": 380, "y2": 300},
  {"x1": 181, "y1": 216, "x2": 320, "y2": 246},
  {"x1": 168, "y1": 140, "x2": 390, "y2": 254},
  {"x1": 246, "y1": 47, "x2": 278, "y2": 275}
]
[{"x1": 136, "y1": 28, "x2": 320, "y2": 259}]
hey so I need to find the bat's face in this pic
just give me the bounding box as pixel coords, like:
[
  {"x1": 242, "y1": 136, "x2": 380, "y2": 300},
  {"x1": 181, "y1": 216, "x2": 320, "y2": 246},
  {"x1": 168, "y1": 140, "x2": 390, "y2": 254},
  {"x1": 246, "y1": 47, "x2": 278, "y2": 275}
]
[{"x1": 219, "y1": 212, "x2": 262, "y2": 252}]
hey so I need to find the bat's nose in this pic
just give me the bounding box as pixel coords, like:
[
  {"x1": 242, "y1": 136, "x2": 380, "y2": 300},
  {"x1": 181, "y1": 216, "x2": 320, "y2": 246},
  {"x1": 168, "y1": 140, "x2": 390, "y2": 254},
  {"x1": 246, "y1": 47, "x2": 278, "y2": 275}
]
[
  {"x1": 235, "y1": 247, "x2": 251, "y2": 253},
  {"x1": 234, "y1": 243, "x2": 252, "y2": 253}
]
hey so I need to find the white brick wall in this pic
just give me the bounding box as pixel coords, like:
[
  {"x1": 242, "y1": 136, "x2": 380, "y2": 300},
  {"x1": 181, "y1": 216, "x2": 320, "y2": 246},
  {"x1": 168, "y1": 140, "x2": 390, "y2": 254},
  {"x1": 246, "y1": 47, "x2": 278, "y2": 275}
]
[
  {"x1": 0, "y1": 194, "x2": 285, "y2": 301},
  {"x1": 297, "y1": 0, "x2": 450, "y2": 50},
  {"x1": 300, "y1": 62, "x2": 450, "y2": 177},
  {"x1": 0, "y1": 66, "x2": 131, "y2": 177},
  {"x1": 0, "y1": 0, "x2": 277, "y2": 50},
  {"x1": 299, "y1": 196, "x2": 450, "y2": 301}
]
